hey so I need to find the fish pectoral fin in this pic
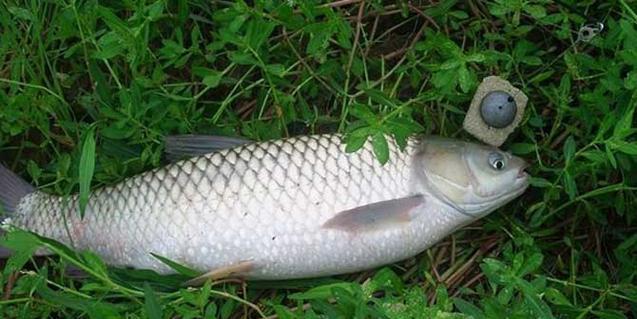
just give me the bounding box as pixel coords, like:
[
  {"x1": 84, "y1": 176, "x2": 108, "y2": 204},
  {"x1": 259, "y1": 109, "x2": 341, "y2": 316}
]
[
  {"x1": 184, "y1": 260, "x2": 255, "y2": 287},
  {"x1": 322, "y1": 194, "x2": 425, "y2": 233},
  {"x1": 164, "y1": 134, "x2": 252, "y2": 161}
]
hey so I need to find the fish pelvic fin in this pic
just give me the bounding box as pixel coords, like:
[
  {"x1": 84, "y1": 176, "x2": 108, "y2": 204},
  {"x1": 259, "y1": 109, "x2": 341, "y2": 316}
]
[
  {"x1": 322, "y1": 194, "x2": 425, "y2": 233},
  {"x1": 184, "y1": 260, "x2": 255, "y2": 287}
]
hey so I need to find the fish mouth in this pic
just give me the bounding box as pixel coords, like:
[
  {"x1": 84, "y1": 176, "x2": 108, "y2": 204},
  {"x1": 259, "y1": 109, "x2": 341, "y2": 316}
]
[
  {"x1": 517, "y1": 161, "x2": 530, "y2": 179},
  {"x1": 513, "y1": 164, "x2": 531, "y2": 192}
]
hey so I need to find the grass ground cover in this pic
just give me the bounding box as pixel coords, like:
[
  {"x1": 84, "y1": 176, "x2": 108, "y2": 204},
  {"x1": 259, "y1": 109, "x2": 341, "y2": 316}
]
[{"x1": 0, "y1": 0, "x2": 636, "y2": 318}]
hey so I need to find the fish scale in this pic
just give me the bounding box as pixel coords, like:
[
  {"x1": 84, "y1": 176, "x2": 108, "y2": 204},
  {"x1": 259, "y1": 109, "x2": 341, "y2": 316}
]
[{"x1": 3, "y1": 134, "x2": 529, "y2": 280}]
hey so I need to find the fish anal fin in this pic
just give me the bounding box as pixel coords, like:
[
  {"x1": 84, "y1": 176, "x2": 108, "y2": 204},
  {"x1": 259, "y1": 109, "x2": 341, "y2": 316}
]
[
  {"x1": 322, "y1": 195, "x2": 425, "y2": 233},
  {"x1": 184, "y1": 260, "x2": 255, "y2": 287},
  {"x1": 165, "y1": 135, "x2": 252, "y2": 161}
]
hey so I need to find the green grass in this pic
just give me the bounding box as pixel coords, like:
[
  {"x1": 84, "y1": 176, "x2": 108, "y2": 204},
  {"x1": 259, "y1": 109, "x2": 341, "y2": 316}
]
[{"x1": 1, "y1": 0, "x2": 636, "y2": 318}]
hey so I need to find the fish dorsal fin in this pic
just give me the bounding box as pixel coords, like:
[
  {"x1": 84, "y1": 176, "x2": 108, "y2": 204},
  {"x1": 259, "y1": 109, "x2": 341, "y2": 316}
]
[
  {"x1": 164, "y1": 134, "x2": 252, "y2": 161},
  {"x1": 322, "y1": 195, "x2": 425, "y2": 233}
]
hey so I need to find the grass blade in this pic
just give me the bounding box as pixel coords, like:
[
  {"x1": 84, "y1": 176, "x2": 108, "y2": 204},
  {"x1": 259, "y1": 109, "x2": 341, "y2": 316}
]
[
  {"x1": 150, "y1": 253, "x2": 200, "y2": 277},
  {"x1": 78, "y1": 127, "x2": 96, "y2": 218}
]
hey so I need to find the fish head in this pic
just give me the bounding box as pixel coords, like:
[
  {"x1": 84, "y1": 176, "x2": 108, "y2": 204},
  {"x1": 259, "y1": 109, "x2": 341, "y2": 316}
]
[{"x1": 418, "y1": 138, "x2": 530, "y2": 217}]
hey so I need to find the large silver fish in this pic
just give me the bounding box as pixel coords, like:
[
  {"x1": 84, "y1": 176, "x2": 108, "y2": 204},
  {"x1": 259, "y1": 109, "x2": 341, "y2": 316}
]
[{"x1": 0, "y1": 134, "x2": 529, "y2": 281}]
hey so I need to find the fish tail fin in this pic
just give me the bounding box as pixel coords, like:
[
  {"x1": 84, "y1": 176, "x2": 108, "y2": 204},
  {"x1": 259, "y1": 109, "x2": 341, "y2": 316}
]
[
  {"x1": 0, "y1": 163, "x2": 35, "y2": 258},
  {"x1": 0, "y1": 163, "x2": 35, "y2": 216}
]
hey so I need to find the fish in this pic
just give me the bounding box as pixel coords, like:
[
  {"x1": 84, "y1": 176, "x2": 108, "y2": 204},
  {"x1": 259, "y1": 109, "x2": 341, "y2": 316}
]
[{"x1": 0, "y1": 134, "x2": 529, "y2": 281}]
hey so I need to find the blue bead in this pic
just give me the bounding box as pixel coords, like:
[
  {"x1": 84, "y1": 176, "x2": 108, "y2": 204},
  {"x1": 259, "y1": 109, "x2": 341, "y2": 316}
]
[{"x1": 480, "y1": 91, "x2": 517, "y2": 128}]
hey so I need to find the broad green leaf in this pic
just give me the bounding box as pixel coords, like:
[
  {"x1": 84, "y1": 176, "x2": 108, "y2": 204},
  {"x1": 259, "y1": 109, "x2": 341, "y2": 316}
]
[
  {"x1": 439, "y1": 59, "x2": 462, "y2": 70},
  {"x1": 229, "y1": 51, "x2": 257, "y2": 65},
  {"x1": 624, "y1": 70, "x2": 637, "y2": 89},
  {"x1": 529, "y1": 177, "x2": 552, "y2": 188},
  {"x1": 521, "y1": 56, "x2": 543, "y2": 66},
  {"x1": 465, "y1": 53, "x2": 486, "y2": 63},
  {"x1": 144, "y1": 282, "x2": 163, "y2": 319},
  {"x1": 8, "y1": 6, "x2": 34, "y2": 21},
  {"x1": 101, "y1": 120, "x2": 134, "y2": 140},
  {"x1": 146, "y1": 1, "x2": 164, "y2": 21},
  {"x1": 458, "y1": 65, "x2": 472, "y2": 93},
  {"x1": 159, "y1": 39, "x2": 186, "y2": 59},
  {"x1": 371, "y1": 132, "x2": 390, "y2": 165},
  {"x1": 580, "y1": 150, "x2": 607, "y2": 164},
  {"x1": 544, "y1": 288, "x2": 572, "y2": 306},
  {"x1": 272, "y1": 305, "x2": 295, "y2": 319},
  {"x1": 203, "y1": 72, "x2": 223, "y2": 88},
  {"x1": 38, "y1": 283, "x2": 121, "y2": 319},
  {"x1": 616, "y1": 233, "x2": 637, "y2": 252},
  {"x1": 349, "y1": 103, "x2": 377, "y2": 122},
  {"x1": 609, "y1": 140, "x2": 637, "y2": 155},
  {"x1": 386, "y1": 118, "x2": 422, "y2": 150},
  {"x1": 524, "y1": 5, "x2": 546, "y2": 19},
  {"x1": 97, "y1": 5, "x2": 130, "y2": 36},
  {"x1": 563, "y1": 171, "x2": 577, "y2": 200},
  {"x1": 431, "y1": 70, "x2": 457, "y2": 90},
  {"x1": 613, "y1": 105, "x2": 635, "y2": 138},
  {"x1": 518, "y1": 252, "x2": 544, "y2": 276},
  {"x1": 449, "y1": 10, "x2": 469, "y2": 19},
  {"x1": 245, "y1": 17, "x2": 275, "y2": 50},
  {"x1": 497, "y1": 285, "x2": 514, "y2": 305},
  {"x1": 220, "y1": 298, "x2": 237, "y2": 319},
  {"x1": 371, "y1": 267, "x2": 404, "y2": 293},
  {"x1": 344, "y1": 135, "x2": 367, "y2": 153},
  {"x1": 334, "y1": 17, "x2": 352, "y2": 49},
  {"x1": 0, "y1": 230, "x2": 41, "y2": 275},
  {"x1": 306, "y1": 22, "x2": 334, "y2": 55},
  {"x1": 480, "y1": 258, "x2": 508, "y2": 285},
  {"x1": 364, "y1": 88, "x2": 400, "y2": 108},
  {"x1": 205, "y1": 303, "x2": 218, "y2": 319},
  {"x1": 345, "y1": 127, "x2": 374, "y2": 153},
  {"x1": 530, "y1": 71, "x2": 555, "y2": 83},
  {"x1": 510, "y1": 143, "x2": 536, "y2": 155},
  {"x1": 516, "y1": 279, "x2": 553, "y2": 319},
  {"x1": 453, "y1": 298, "x2": 485, "y2": 319},
  {"x1": 425, "y1": 0, "x2": 459, "y2": 18},
  {"x1": 289, "y1": 282, "x2": 357, "y2": 300},
  {"x1": 93, "y1": 32, "x2": 125, "y2": 59},
  {"x1": 79, "y1": 127, "x2": 96, "y2": 218},
  {"x1": 265, "y1": 64, "x2": 287, "y2": 78}
]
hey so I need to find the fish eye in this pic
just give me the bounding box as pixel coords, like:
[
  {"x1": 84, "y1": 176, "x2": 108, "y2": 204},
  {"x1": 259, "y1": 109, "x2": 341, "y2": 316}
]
[{"x1": 488, "y1": 152, "x2": 506, "y2": 171}]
